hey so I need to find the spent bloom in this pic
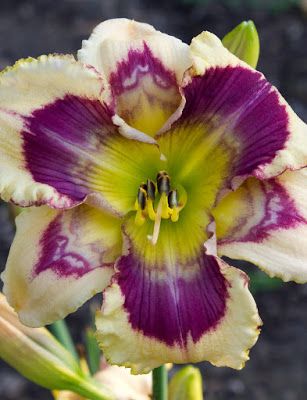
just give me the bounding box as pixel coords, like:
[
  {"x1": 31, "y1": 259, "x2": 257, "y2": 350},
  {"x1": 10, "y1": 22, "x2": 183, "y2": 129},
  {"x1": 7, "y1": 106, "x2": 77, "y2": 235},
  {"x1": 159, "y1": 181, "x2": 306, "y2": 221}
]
[{"x1": 0, "y1": 19, "x2": 307, "y2": 373}]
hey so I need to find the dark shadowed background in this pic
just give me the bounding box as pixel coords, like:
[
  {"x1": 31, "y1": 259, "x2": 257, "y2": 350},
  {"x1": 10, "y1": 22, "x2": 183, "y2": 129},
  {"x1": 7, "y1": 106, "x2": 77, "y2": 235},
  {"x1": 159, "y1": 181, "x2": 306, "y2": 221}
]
[{"x1": 0, "y1": 0, "x2": 307, "y2": 399}]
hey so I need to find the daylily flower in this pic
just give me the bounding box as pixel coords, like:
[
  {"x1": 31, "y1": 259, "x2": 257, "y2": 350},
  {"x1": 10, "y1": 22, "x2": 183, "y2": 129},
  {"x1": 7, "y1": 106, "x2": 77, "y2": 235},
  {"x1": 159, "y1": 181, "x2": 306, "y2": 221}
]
[{"x1": 1, "y1": 19, "x2": 307, "y2": 374}]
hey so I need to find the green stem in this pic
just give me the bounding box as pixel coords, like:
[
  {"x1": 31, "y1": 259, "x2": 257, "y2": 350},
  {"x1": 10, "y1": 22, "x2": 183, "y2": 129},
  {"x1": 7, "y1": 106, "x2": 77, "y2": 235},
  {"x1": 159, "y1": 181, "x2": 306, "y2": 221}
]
[
  {"x1": 153, "y1": 365, "x2": 168, "y2": 400},
  {"x1": 85, "y1": 328, "x2": 101, "y2": 375},
  {"x1": 49, "y1": 320, "x2": 79, "y2": 361}
]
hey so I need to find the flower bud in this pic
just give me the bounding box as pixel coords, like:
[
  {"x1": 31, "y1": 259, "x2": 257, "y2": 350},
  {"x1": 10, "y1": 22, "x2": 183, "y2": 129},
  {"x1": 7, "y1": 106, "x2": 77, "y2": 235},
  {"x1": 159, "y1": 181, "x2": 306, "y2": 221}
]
[
  {"x1": 0, "y1": 293, "x2": 114, "y2": 400},
  {"x1": 222, "y1": 20, "x2": 260, "y2": 68},
  {"x1": 168, "y1": 365, "x2": 203, "y2": 400}
]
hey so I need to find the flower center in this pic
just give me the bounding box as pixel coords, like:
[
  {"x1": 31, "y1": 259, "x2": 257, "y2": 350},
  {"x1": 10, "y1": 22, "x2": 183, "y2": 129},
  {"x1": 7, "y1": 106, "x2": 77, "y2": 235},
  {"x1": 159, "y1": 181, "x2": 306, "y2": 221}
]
[{"x1": 134, "y1": 171, "x2": 187, "y2": 245}]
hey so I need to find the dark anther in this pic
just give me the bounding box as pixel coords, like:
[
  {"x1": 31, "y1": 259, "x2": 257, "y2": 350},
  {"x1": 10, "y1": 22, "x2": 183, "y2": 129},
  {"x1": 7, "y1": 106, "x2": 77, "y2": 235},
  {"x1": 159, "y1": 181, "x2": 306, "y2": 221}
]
[
  {"x1": 157, "y1": 171, "x2": 170, "y2": 195},
  {"x1": 140, "y1": 183, "x2": 148, "y2": 191},
  {"x1": 156, "y1": 171, "x2": 168, "y2": 180},
  {"x1": 157, "y1": 175, "x2": 170, "y2": 195},
  {"x1": 147, "y1": 179, "x2": 156, "y2": 200},
  {"x1": 168, "y1": 190, "x2": 178, "y2": 208},
  {"x1": 137, "y1": 186, "x2": 147, "y2": 210}
]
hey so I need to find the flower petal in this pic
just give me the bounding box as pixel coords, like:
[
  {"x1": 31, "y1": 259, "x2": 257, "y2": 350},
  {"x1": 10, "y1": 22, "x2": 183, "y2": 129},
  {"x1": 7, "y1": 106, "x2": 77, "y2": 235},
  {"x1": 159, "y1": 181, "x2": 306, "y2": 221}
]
[
  {"x1": 158, "y1": 59, "x2": 303, "y2": 205},
  {"x1": 95, "y1": 364, "x2": 152, "y2": 400},
  {"x1": 0, "y1": 55, "x2": 118, "y2": 208},
  {"x1": 0, "y1": 54, "x2": 161, "y2": 214},
  {"x1": 96, "y1": 219, "x2": 260, "y2": 373},
  {"x1": 188, "y1": 32, "x2": 307, "y2": 178},
  {"x1": 78, "y1": 19, "x2": 191, "y2": 136},
  {"x1": 214, "y1": 168, "x2": 307, "y2": 283},
  {"x1": 96, "y1": 253, "x2": 260, "y2": 373},
  {"x1": 1, "y1": 205, "x2": 122, "y2": 327},
  {"x1": 157, "y1": 57, "x2": 295, "y2": 213}
]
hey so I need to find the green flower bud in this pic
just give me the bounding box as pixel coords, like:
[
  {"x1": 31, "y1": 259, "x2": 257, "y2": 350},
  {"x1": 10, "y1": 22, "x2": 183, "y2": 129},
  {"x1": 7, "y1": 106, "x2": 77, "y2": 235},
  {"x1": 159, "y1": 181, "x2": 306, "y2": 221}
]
[
  {"x1": 0, "y1": 293, "x2": 114, "y2": 400},
  {"x1": 168, "y1": 365, "x2": 203, "y2": 400},
  {"x1": 222, "y1": 20, "x2": 260, "y2": 68}
]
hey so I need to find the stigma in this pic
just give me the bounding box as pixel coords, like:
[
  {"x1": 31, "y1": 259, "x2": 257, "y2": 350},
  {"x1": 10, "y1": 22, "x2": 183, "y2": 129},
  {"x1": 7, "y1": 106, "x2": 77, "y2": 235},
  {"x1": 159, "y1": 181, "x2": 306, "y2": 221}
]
[{"x1": 134, "y1": 171, "x2": 187, "y2": 245}]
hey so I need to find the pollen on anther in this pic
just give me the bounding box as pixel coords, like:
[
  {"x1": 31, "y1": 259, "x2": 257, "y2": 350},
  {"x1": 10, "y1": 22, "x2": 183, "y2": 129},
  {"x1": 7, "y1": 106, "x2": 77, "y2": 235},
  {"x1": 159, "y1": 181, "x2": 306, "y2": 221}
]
[
  {"x1": 157, "y1": 171, "x2": 170, "y2": 195},
  {"x1": 168, "y1": 190, "x2": 178, "y2": 208},
  {"x1": 147, "y1": 179, "x2": 156, "y2": 201},
  {"x1": 137, "y1": 186, "x2": 147, "y2": 210}
]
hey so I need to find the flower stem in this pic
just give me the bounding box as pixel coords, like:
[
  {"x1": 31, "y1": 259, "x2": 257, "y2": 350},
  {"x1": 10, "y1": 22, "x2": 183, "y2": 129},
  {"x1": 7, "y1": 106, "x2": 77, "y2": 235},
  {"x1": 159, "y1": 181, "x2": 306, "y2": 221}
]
[
  {"x1": 85, "y1": 328, "x2": 101, "y2": 375},
  {"x1": 49, "y1": 319, "x2": 79, "y2": 361},
  {"x1": 153, "y1": 365, "x2": 168, "y2": 400}
]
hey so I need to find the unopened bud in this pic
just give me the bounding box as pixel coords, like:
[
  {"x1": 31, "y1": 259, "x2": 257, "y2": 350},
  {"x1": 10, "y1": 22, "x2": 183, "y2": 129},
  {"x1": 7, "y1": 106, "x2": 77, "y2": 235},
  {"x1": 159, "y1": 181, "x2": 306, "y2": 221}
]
[
  {"x1": 0, "y1": 293, "x2": 114, "y2": 400},
  {"x1": 222, "y1": 20, "x2": 260, "y2": 68},
  {"x1": 169, "y1": 365, "x2": 203, "y2": 400}
]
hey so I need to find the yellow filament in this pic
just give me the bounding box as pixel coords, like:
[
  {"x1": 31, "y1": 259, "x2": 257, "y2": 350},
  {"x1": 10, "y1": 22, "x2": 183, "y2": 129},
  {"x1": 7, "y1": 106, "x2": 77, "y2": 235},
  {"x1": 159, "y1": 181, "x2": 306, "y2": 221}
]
[
  {"x1": 134, "y1": 198, "x2": 139, "y2": 210},
  {"x1": 135, "y1": 209, "x2": 145, "y2": 226},
  {"x1": 171, "y1": 207, "x2": 179, "y2": 222},
  {"x1": 147, "y1": 198, "x2": 156, "y2": 221},
  {"x1": 161, "y1": 193, "x2": 171, "y2": 219}
]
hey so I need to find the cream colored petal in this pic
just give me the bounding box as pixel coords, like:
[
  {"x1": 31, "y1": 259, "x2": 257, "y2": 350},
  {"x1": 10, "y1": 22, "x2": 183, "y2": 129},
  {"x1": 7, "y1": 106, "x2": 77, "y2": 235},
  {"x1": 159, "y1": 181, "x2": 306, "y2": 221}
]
[
  {"x1": 2, "y1": 205, "x2": 121, "y2": 327},
  {"x1": 96, "y1": 255, "x2": 261, "y2": 374},
  {"x1": 189, "y1": 32, "x2": 307, "y2": 177},
  {"x1": 78, "y1": 19, "x2": 191, "y2": 137},
  {"x1": 215, "y1": 168, "x2": 307, "y2": 283},
  {"x1": 0, "y1": 55, "x2": 114, "y2": 208},
  {"x1": 78, "y1": 18, "x2": 190, "y2": 84}
]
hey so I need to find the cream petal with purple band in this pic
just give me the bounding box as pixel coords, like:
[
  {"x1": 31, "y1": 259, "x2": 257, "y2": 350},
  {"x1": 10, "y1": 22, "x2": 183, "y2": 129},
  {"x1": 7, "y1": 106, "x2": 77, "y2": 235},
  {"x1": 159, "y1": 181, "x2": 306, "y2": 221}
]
[
  {"x1": 96, "y1": 217, "x2": 261, "y2": 374},
  {"x1": 97, "y1": 254, "x2": 260, "y2": 374},
  {"x1": 156, "y1": 60, "x2": 292, "y2": 215},
  {"x1": 0, "y1": 55, "x2": 116, "y2": 208},
  {"x1": 78, "y1": 19, "x2": 191, "y2": 137},
  {"x1": 214, "y1": 168, "x2": 307, "y2": 283},
  {"x1": 0, "y1": 54, "x2": 161, "y2": 213},
  {"x1": 1, "y1": 205, "x2": 122, "y2": 327},
  {"x1": 154, "y1": 34, "x2": 307, "y2": 218},
  {"x1": 189, "y1": 32, "x2": 307, "y2": 179}
]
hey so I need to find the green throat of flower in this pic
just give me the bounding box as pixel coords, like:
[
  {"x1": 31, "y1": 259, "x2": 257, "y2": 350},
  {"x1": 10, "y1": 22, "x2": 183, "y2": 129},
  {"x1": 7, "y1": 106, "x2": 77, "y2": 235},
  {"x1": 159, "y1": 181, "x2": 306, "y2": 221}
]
[{"x1": 134, "y1": 171, "x2": 187, "y2": 245}]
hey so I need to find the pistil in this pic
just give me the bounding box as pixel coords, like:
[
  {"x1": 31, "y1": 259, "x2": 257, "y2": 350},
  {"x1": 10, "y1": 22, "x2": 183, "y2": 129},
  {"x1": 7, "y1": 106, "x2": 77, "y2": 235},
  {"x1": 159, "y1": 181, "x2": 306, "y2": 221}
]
[{"x1": 148, "y1": 194, "x2": 164, "y2": 245}]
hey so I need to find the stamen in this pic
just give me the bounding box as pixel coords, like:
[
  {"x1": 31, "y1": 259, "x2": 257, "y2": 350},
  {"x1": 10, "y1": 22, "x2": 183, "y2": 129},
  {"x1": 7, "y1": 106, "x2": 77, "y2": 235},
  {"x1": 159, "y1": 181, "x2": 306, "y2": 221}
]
[
  {"x1": 135, "y1": 185, "x2": 147, "y2": 226},
  {"x1": 135, "y1": 172, "x2": 186, "y2": 233},
  {"x1": 135, "y1": 209, "x2": 146, "y2": 226},
  {"x1": 147, "y1": 179, "x2": 156, "y2": 201},
  {"x1": 168, "y1": 190, "x2": 179, "y2": 222},
  {"x1": 168, "y1": 190, "x2": 178, "y2": 208},
  {"x1": 137, "y1": 186, "x2": 147, "y2": 210},
  {"x1": 161, "y1": 192, "x2": 170, "y2": 219},
  {"x1": 147, "y1": 199, "x2": 156, "y2": 220},
  {"x1": 157, "y1": 171, "x2": 170, "y2": 195}
]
